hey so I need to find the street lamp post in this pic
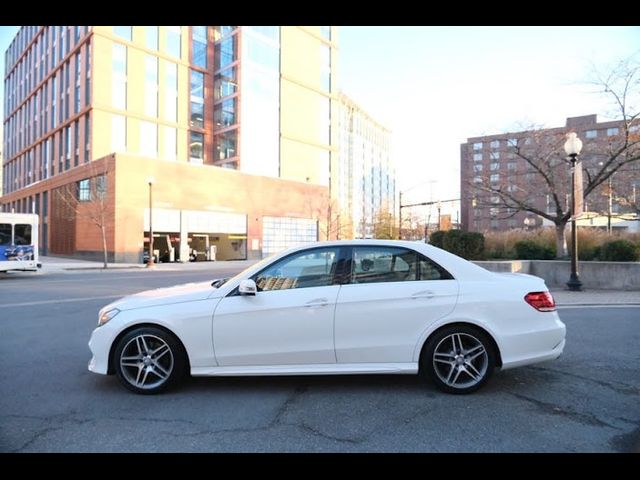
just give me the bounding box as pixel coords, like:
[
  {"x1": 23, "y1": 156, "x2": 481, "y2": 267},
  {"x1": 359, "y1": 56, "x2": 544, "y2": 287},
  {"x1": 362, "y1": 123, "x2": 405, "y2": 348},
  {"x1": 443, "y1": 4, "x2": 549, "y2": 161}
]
[
  {"x1": 564, "y1": 133, "x2": 583, "y2": 291},
  {"x1": 147, "y1": 176, "x2": 155, "y2": 268},
  {"x1": 437, "y1": 201, "x2": 442, "y2": 231}
]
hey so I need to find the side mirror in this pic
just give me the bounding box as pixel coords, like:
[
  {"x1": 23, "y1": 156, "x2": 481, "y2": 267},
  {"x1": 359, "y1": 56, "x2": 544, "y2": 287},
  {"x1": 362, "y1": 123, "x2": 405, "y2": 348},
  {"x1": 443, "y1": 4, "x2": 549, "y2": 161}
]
[{"x1": 239, "y1": 279, "x2": 257, "y2": 296}]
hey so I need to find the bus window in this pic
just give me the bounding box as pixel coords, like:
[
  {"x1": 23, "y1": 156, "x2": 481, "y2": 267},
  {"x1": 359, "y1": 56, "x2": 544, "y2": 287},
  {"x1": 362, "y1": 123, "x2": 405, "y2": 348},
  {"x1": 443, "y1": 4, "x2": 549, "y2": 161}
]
[
  {"x1": 15, "y1": 224, "x2": 32, "y2": 245},
  {"x1": 0, "y1": 224, "x2": 11, "y2": 245}
]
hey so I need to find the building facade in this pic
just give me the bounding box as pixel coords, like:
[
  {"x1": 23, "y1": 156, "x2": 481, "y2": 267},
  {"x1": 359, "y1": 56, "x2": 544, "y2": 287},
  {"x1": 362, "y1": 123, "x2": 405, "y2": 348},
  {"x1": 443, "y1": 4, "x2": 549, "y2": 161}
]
[
  {"x1": 2, "y1": 26, "x2": 337, "y2": 261},
  {"x1": 336, "y1": 92, "x2": 395, "y2": 238},
  {"x1": 460, "y1": 114, "x2": 639, "y2": 232}
]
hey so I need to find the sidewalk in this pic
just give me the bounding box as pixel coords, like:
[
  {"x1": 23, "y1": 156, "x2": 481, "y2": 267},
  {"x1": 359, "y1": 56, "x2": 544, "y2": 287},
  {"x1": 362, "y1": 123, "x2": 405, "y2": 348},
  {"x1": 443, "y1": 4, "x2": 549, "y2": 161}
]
[
  {"x1": 550, "y1": 288, "x2": 640, "y2": 306},
  {"x1": 37, "y1": 255, "x2": 258, "y2": 274}
]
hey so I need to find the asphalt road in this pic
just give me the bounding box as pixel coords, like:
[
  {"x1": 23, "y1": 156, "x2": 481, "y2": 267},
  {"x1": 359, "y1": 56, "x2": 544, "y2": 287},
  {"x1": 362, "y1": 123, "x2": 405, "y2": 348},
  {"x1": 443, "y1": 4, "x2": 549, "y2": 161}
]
[{"x1": 1, "y1": 268, "x2": 638, "y2": 452}]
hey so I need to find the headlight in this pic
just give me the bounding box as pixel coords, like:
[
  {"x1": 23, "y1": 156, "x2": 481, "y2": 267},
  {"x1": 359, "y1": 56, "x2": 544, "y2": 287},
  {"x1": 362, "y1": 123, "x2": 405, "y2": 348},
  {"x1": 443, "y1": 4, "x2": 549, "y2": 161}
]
[{"x1": 98, "y1": 308, "x2": 120, "y2": 326}]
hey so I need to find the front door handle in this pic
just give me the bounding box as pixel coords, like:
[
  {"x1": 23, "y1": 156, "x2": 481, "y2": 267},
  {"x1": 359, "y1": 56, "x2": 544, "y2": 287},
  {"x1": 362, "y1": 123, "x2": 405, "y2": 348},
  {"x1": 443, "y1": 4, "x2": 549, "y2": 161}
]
[
  {"x1": 305, "y1": 298, "x2": 330, "y2": 308},
  {"x1": 411, "y1": 290, "x2": 434, "y2": 300}
]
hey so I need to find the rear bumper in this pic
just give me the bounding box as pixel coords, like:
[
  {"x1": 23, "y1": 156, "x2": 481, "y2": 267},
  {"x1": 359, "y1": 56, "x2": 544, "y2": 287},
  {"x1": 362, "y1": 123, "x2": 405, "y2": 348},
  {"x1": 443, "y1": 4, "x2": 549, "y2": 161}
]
[{"x1": 500, "y1": 320, "x2": 566, "y2": 370}]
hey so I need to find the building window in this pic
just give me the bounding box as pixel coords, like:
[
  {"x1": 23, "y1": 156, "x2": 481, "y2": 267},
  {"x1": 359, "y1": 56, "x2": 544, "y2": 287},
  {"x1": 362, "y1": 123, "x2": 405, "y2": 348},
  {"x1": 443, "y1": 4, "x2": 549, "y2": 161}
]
[
  {"x1": 473, "y1": 164, "x2": 483, "y2": 172},
  {"x1": 164, "y1": 126, "x2": 177, "y2": 160},
  {"x1": 320, "y1": 44, "x2": 330, "y2": 92},
  {"x1": 84, "y1": 114, "x2": 91, "y2": 163},
  {"x1": 113, "y1": 26, "x2": 132, "y2": 42},
  {"x1": 473, "y1": 142, "x2": 482, "y2": 150},
  {"x1": 585, "y1": 130, "x2": 597, "y2": 139},
  {"x1": 74, "y1": 119, "x2": 79, "y2": 167},
  {"x1": 145, "y1": 26, "x2": 158, "y2": 50},
  {"x1": 140, "y1": 121, "x2": 157, "y2": 158},
  {"x1": 214, "y1": 130, "x2": 237, "y2": 160},
  {"x1": 490, "y1": 174, "x2": 499, "y2": 183},
  {"x1": 215, "y1": 35, "x2": 236, "y2": 71},
  {"x1": 490, "y1": 162, "x2": 499, "y2": 171},
  {"x1": 607, "y1": 127, "x2": 619, "y2": 136},
  {"x1": 164, "y1": 61, "x2": 178, "y2": 122},
  {"x1": 214, "y1": 98, "x2": 237, "y2": 127},
  {"x1": 214, "y1": 26, "x2": 235, "y2": 40},
  {"x1": 144, "y1": 55, "x2": 158, "y2": 117},
  {"x1": 214, "y1": 67, "x2": 237, "y2": 100},
  {"x1": 112, "y1": 44, "x2": 127, "y2": 109},
  {"x1": 192, "y1": 26, "x2": 207, "y2": 68},
  {"x1": 189, "y1": 131, "x2": 204, "y2": 163},
  {"x1": 473, "y1": 153, "x2": 482, "y2": 161},
  {"x1": 507, "y1": 138, "x2": 518, "y2": 147},
  {"x1": 490, "y1": 151, "x2": 500, "y2": 160},
  {"x1": 320, "y1": 26, "x2": 331, "y2": 40},
  {"x1": 490, "y1": 140, "x2": 500, "y2": 149},
  {"x1": 96, "y1": 175, "x2": 107, "y2": 200},
  {"x1": 78, "y1": 179, "x2": 91, "y2": 201},
  {"x1": 507, "y1": 162, "x2": 517, "y2": 170},
  {"x1": 473, "y1": 176, "x2": 482, "y2": 184},
  {"x1": 190, "y1": 70, "x2": 205, "y2": 128},
  {"x1": 165, "y1": 26, "x2": 181, "y2": 59},
  {"x1": 111, "y1": 114, "x2": 126, "y2": 152}
]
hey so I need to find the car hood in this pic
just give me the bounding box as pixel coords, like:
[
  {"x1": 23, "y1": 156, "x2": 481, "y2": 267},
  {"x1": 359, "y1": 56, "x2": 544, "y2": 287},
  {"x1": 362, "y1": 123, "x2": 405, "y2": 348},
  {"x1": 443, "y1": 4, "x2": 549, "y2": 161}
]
[{"x1": 106, "y1": 281, "x2": 217, "y2": 311}]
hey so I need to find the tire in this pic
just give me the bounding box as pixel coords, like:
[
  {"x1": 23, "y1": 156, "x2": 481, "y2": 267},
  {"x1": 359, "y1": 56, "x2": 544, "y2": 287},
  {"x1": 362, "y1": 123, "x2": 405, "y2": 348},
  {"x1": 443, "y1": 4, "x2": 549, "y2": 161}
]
[
  {"x1": 421, "y1": 325, "x2": 496, "y2": 394},
  {"x1": 113, "y1": 326, "x2": 187, "y2": 394}
]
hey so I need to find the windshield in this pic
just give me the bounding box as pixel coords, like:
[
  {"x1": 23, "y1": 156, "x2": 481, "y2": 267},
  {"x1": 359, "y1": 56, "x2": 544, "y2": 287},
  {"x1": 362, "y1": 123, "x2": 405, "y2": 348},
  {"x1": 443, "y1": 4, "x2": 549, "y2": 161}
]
[{"x1": 210, "y1": 252, "x2": 279, "y2": 288}]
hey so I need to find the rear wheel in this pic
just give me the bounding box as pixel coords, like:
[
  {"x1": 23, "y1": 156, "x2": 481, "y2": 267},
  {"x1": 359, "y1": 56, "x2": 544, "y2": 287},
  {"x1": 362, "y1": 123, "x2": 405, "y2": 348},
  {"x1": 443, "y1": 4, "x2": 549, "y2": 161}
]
[
  {"x1": 113, "y1": 326, "x2": 187, "y2": 394},
  {"x1": 422, "y1": 325, "x2": 495, "y2": 394}
]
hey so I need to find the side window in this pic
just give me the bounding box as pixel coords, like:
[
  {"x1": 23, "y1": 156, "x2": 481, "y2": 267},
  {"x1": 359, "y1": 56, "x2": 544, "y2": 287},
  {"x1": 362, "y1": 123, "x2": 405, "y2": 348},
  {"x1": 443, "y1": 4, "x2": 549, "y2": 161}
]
[
  {"x1": 254, "y1": 248, "x2": 338, "y2": 291},
  {"x1": 352, "y1": 247, "x2": 454, "y2": 284},
  {"x1": 0, "y1": 224, "x2": 11, "y2": 245},
  {"x1": 418, "y1": 255, "x2": 454, "y2": 280},
  {"x1": 352, "y1": 247, "x2": 416, "y2": 284},
  {"x1": 14, "y1": 224, "x2": 32, "y2": 245}
]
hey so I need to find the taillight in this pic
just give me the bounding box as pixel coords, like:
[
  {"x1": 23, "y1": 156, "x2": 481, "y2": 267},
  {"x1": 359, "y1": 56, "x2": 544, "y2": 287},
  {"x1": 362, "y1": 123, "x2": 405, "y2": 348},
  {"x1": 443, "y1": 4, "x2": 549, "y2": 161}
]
[{"x1": 524, "y1": 291, "x2": 556, "y2": 312}]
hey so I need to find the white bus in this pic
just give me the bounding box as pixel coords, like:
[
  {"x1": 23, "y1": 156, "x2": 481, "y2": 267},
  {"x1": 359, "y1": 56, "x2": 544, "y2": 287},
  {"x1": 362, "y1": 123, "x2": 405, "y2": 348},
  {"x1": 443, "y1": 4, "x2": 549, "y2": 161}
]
[{"x1": 0, "y1": 213, "x2": 41, "y2": 272}]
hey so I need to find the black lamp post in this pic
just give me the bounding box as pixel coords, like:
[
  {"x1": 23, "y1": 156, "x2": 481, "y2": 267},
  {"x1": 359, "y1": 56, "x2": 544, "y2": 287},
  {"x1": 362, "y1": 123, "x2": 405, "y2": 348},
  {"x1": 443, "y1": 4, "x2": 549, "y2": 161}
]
[
  {"x1": 147, "y1": 176, "x2": 155, "y2": 268},
  {"x1": 564, "y1": 133, "x2": 583, "y2": 291}
]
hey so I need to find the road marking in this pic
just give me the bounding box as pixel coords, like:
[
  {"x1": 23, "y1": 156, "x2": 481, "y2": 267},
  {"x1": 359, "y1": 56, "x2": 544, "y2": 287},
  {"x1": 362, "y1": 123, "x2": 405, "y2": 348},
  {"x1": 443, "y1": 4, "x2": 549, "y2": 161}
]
[{"x1": 2, "y1": 295, "x2": 123, "y2": 308}]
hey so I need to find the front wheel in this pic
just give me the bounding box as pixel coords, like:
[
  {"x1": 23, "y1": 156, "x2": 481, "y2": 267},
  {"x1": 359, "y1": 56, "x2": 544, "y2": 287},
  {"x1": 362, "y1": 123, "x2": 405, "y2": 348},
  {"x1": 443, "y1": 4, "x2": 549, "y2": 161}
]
[
  {"x1": 113, "y1": 326, "x2": 187, "y2": 394},
  {"x1": 422, "y1": 325, "x2": 496, "y2": 394}
]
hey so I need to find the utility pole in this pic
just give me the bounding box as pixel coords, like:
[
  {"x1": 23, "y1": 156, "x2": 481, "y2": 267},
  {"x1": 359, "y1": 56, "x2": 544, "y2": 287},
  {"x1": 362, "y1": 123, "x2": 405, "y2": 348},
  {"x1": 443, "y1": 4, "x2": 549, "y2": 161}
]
[{"x1": 398, "y1": 191, "x2": 403, "y2": 240}]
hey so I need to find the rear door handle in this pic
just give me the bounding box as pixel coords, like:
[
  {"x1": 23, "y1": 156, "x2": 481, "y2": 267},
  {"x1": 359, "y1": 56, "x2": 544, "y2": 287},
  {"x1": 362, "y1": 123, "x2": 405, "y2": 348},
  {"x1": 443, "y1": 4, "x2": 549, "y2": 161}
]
[
  {"x1": 411, "y1": 290, "x2": 434, "y2": 300},
  {"x1": 305, "y1": 298, "x2": 330, "y2": 308}
]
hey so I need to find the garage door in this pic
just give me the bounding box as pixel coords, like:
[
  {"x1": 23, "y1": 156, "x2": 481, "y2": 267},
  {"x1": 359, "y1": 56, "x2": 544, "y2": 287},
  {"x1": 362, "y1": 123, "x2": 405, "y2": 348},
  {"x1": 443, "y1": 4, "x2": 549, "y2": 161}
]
[{"x1": 262, "y1": 216, "x2": 318, "y2": 257}]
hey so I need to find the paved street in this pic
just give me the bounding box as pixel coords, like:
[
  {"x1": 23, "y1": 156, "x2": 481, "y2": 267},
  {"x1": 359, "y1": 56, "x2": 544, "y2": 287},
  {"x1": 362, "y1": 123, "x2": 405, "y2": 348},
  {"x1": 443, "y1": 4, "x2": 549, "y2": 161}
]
[{"x1": 1, "y1": 267, "x2": 638, "y2": 452}]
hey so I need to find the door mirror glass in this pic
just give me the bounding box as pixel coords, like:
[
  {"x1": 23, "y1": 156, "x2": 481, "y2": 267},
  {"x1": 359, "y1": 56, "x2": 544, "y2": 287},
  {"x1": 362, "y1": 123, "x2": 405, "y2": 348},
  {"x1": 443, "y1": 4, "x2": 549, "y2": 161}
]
[{"x1": 239, "y1": 279, "x2": 257, "y2": 296}]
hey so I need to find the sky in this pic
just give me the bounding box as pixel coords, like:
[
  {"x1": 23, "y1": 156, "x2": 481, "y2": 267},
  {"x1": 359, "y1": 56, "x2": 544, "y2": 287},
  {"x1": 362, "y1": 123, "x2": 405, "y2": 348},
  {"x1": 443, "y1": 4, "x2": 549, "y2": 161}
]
[
  {"x1": 1, "y1": 26, "x2": 639, "y2": 217},
  {"x1": 338, "y1": 26, "x2": 640, "y2": 215}
]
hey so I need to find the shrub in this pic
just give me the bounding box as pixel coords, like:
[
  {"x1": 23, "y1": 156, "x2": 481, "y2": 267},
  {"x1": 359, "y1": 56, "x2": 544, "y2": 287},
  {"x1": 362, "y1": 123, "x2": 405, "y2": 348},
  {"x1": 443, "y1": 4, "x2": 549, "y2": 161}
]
[
  {"x1": 514, "y1": 240, "x2": 555, "y2": 260},
  {"x1": 433, "y1": 230, "x2": 485, "y2": 260},
  {"x1": 429, "y1": 231, "x2": 446, "y2": 249},
  {"x1": 598, "y1": 239, "x2": 640, "y2": 262}
]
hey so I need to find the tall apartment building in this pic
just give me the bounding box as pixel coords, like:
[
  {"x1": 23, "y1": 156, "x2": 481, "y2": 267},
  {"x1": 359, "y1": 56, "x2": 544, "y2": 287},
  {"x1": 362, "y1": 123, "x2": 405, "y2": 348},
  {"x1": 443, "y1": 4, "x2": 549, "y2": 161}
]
[
  {"x1": 337, "y1": 92, "x2": 395, "y2": 238},
  {"x1": 460, "y1": 114, "x2": 639, "y2": 232},
  {"x1": 2, "y1": 26, "x2": 337, "y2": 261}
]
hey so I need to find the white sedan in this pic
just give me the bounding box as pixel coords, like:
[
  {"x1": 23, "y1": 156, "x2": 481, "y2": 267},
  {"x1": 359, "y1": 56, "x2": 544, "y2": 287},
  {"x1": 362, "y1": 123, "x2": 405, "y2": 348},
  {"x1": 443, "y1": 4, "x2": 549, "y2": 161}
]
[{"x1": 88, "y1": 240, "x2": 565, "y2": 395}]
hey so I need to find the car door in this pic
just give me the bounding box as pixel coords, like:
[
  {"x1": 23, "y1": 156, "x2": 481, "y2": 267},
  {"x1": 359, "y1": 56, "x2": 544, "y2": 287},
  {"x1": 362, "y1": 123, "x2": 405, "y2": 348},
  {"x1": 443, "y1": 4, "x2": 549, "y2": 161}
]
[
  {"x1": 334, "y1": 246, "x2": 459, "y2": 364},
  {"x1": 213, "y1": 247, "x2": 344, "y2": 366}
]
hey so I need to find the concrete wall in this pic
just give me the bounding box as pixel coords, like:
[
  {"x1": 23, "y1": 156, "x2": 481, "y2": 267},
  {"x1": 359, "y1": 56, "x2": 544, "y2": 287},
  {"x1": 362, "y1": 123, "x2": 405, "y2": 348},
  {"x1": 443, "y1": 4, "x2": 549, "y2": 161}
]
[{"x1": 474, "y1": 260, "x2": 640, "y2": 290}]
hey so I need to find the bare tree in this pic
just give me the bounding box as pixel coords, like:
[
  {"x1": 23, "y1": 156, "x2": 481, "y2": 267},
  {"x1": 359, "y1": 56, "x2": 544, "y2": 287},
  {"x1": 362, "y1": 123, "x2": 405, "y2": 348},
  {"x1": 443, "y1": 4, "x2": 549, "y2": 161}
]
[
  {"x1": 304, "y1": 194, "x2": 352, "y2": 241},
  {"x1": 468, "y1": 58, "x2": 640, "y2": 257},
  {"x1": 55, "y1": 160, "x2": 113, "y2": 268}
]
